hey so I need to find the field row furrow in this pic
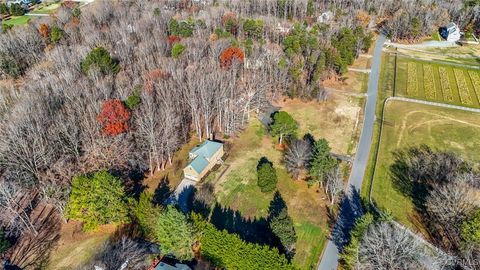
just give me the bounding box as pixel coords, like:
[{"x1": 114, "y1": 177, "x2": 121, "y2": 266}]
[
  {"x1": 423, "y1": 65, "x2": 436, "y2": 100},
  {"x1": 439, "y1": 67, "x2": 454, "y2": 102},
  {"x1": 468, "y1": 71, "x2": 480, "y2": 101},
  {"x1": 454, "y1": 69, "x2": 473, "y2": 105},
  {"x1": 407, "y1": 62, "x2": 418, "y2": 96}
]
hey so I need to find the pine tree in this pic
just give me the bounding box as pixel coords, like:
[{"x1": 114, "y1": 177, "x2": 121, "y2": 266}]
[
  {"x1": 268, "y1": 192, "x2": 297, "y2": 254},
  {"x1": 155, "y1": 205, "x2": 194, "y2": 260},
  {"x1": 310, "y1": 138, "x2": 336, "y2": 186},
  {"x1": 257, "y1": 159, "x2": 278, "y2": 193}
]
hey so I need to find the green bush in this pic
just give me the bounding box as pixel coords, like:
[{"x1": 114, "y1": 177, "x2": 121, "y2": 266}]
[
  {"x1": 50, "y1": 26, "x2": 63, "y2": 43},
  {"x1": 171, "y1": 43, "x2": 186, "y2": 58},
  {"x1": 257, "y1": 159, "x2": 278, "y2": 193},
  {"x1": 81, "y1": 47, "x2": 119, "y2": 75},
  {"x1": 66, "y1": 171, "x2": 128, "y2": 231}
]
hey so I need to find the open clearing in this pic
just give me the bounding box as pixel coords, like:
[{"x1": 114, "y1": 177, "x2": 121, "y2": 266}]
[
  {"x1": 214, "y1": 119, "x2": 329, "y2": 270},
  {"x1": 394, "y1": 55, "x2": 480, "y2": 108},
  {"x1": 29, "y1": 3, "x2": 62, "y2": 14},
  {"x1": 278, "y1": 96, "x2": 362, "y2": 156},
  {"x1": 370, "y1": 100, "x2": 480, "y2": 233}
]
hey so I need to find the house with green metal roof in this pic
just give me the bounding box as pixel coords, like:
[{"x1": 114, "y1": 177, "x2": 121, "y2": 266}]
[{"x1": 183, "y1": 140, "x2": 224, "y2": 181}]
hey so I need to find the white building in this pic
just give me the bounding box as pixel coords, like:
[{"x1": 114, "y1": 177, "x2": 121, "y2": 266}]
[{"x1": 440, "y1": 22, "x2": 461, "y2": 42}]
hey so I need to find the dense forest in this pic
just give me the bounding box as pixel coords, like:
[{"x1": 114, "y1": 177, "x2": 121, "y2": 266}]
[{"x1": 0, "y1": 0, "x2": 479, "y2": 269}]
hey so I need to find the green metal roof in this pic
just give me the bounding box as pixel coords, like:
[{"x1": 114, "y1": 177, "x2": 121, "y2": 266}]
[
  {"x1": 189, "y1": 155, "x2": 209, "y2": 174},
  {"x1": 190, "y1": 140, "x2": 222, "y2": 159}
]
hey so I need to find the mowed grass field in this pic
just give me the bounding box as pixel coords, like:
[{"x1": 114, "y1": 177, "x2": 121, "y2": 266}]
[
  {"x1": 2, "y1": 16, "x2": 31, "y2": 26},
  {"x1": 395, "y1": 56, "x2": 480, "y2": 108},
  {"x1": 371, "y1": 100, "x2": 480, "y2": 232},
  {"x1": 215, "y1": 119, "x2": 329, "y2": 270}
]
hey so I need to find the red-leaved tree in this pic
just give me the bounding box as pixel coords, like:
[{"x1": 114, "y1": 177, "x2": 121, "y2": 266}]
[
  {"x1": 219, "y1": 47, "x2": 244, "y2": 69},
  {"x1": 96, "y1": 99, "x2": 131, "y2": 136},
  {"x1": 167, "y1": 35, "x2": 181, "y2": 44}
]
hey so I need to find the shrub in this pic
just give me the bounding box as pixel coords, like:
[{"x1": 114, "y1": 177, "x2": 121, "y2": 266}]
[
  {"x1": 50, "y1": 26, "x2": 63, "y2": 43},
  {"x1": 219, "y1": 47, "x2": 244, "y2": 69},
  {"x1": 66, "y1": 171, "x2": 129, "y2": 231},
  {"x1": 171, "y1": 43, "x2": 186, "y2": 58},
  {"x1": 125, "y1": 89, "x2": 141, "y2": 110},
  {"x1": 257, "y1": 158, "x2": 277, "y2": 193},
  {"x1": 81, "y1": 47, "x2": 119, "y2": 75}
]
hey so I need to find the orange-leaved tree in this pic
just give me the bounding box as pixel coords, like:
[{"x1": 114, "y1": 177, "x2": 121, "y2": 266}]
[
  {"x1": 219, "y1": 47, "x2": 244, "y2": 69},
  {"x1": 39, "y1": 23, "x2": 49, "y2": 39},
  {"x1": 96, "y1": 99, "x2": 131, "y2": 136}
]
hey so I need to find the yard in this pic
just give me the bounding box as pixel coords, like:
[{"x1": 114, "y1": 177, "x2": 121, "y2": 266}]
[
  {"x1": 395, "y1": 56, "x2": 480, "y2": 108},
  {"x1": 2, "y1": 15, "x2": 31, "y2": 26},
  {"x1": 213, "y1": 119, "x2": 329, "y2": 269},
  {"x1": 370, "y1": 100, "x2": 480, "y2": 233},
  {"x1": 29, "y1": 2, "x2": 62, "y2": 14}
]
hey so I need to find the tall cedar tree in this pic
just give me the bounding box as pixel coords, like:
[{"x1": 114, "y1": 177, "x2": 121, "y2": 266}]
[
  {"x1": 268, "y1": 192, "x2": 297, "y2": 254},
  {"x1": 257, "y1": 160, "x2": 278, "y2": 193},
  {"x1": 270, "y1": 111, "x2": 298, "y2": 145},
  {"x1": 193, "y1": 216, "x2": 293, "y2": 270},
  {"x1": 81, "y1": 46, "x2": 119, "y2": 75},
  {"x1": 219, "y1": 47, "x2": 244, "y2": 69},
  {"x1": 132, "y1": 192, "x2": 161, "y2": 237},
  {"x1": 97, "y1": 99, "x2": 131, "y2": 136},
  {"x1": 310, "y1": 138, "x2": 336, "y2": 185},
  {"x1": 67, "y1": 170, "x2": 128, "y2": 231},
  {"x1": 154, "y1": 205, "x2": 194, "y2": 260}
]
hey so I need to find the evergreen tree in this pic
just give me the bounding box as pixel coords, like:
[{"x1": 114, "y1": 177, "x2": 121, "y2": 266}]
[
  {"x1": 50, "y1": 26, "x2": 63, "y2": 43},
  {"x1": 270, "y1": 111, "x2": 297, "y2": 145},
  {"x1": 194, "y1": 217, "x2": 293, "y2": 270},
  {"x1": 81, "y1": 47, "x2": 119, "y2": 75},
  {"x1": 268, "y1": 192, "x2": 297, "y2": 255},
  {"x1": 154, "y1": 205, "x2": 194, "y2": 260},
  {"x1": 310, "y1": 139, "x2": 336, "y2": 186},
  {"x1": 340, "y1": 213, "x2": 374, "y2": 269},
  {"x1": 257, "y1": 158, "x2": 277, "y2": 193},
  {"x1": 171, "y1": 43, "x2": 186, "y2": 58},
  {"x1": 132, "y1": 192, "x2": 161, "y2": 237},
  {"x1": 67, "y1": 171, "x2": 129, "y2": 231},
  {"x1": 332, "y1": 27, "x2": 358, "y2": 69},
  {"x1": 0, "y1": 229, "x2": 10, "y2": 253}
]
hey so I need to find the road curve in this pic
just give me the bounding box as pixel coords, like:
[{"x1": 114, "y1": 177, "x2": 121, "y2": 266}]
[{"x1": 317, "y1": 34, "x2": 386, "y2": 270}]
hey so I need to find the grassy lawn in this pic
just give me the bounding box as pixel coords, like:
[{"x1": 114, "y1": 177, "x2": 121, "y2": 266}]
[
  {"x1": 215, "y1": 119, "x2": 330, "y2": 269},
  {"x1": 370, "y1": 100, "x2": 480, "y2": 233},
  {"x1": 278, "y1": 98, "x2": 361, "y2": 156},
  {"x1": 2, "y1": 15, "x2": 31, "y2": 26},
  {"x1": 395, "y1": 56, "x2": 480, "y2": 108},
  {"x1": 47, "y1": 222, "x2": 115, "y2": 270},
  {"x1": 29, "y1": 2, "x2": 62, "y2": 14}
]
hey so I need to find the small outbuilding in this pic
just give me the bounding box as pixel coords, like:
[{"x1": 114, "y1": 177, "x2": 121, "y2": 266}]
[
  {"x1": 183, "y1": 140, "x2": 224, "y2": 181},
  {"x1": 439, "y1": 22, "x2": 461, "y2": 42}
]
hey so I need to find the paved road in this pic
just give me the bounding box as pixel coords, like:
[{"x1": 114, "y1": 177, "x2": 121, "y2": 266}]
[{"x1": 318, "y1": 34, "x2": 386, "y2": 270}]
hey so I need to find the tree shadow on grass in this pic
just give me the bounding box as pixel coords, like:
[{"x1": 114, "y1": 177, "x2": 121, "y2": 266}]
[{"x1": 152, "y1": 175, "x2": 172, "y2": 205}]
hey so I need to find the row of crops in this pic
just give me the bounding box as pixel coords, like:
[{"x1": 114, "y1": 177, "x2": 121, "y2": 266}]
[{"x1": 396, "y1": 57, "x2": 480, "y2": 108}]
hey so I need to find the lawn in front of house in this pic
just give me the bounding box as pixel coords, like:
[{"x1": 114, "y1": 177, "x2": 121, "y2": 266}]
[
  {"x1": 29, "y1": 2, "x2": 62, "y2": 14},
  {"x1": 370, "y1": 100, "x2": 480, "y2": 234},
  {"x1": 215, "y1": 119, "x2": 330, "y2": 270},
  {"x1": 2, "y1": 15, "x2": 31, "y2": 26}
]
